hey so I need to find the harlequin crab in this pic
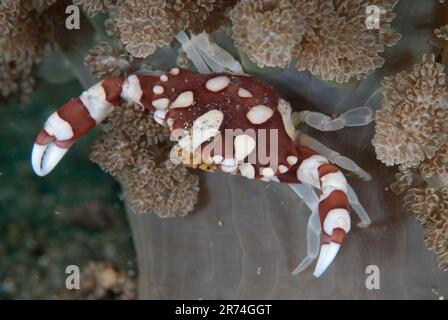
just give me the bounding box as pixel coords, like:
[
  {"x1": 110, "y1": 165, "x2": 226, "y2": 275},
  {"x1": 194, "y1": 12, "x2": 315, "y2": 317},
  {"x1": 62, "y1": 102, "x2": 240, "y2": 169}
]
[{"x1": 31, "y1": 67, "x2": 373, "y2": 277}]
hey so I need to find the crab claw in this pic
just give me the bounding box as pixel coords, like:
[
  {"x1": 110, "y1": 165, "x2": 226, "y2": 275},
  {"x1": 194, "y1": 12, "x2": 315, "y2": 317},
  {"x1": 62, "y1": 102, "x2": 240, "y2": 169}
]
[
  {"x1": 31, "y1": 107, "x2": 82, "y2": 176},
  {"x1": 31, "y1": 95, "x2": 102, "y2": 176},
  {"x1": 31, "y1": 77, "x2": 137, "y2": 176},
  {"x1": 313, "y1": 210, "x2": 350, "y2": 277},
  {"x1": 32, "y1": 136, "x2": 69, "y2": 177}
]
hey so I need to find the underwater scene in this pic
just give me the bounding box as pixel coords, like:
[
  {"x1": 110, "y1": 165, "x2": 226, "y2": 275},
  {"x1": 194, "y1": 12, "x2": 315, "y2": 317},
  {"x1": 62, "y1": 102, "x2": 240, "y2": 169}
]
[{"x1": 1, "y1": 0, "x2": 448, "y2": 301}]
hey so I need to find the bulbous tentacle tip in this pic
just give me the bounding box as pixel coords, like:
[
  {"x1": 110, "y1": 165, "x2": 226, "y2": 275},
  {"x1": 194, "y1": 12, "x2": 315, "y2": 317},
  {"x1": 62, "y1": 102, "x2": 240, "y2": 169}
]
[
  {"x1": 31, "y1": 142, "x2": 68, "y2": 177},
  {"x1": 313, "y1": 242, "x2": 341, "y2": 278}
]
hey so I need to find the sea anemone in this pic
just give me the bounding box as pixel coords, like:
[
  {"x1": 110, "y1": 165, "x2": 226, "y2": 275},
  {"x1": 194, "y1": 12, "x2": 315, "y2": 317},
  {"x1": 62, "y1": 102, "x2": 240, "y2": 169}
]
[
  {"x1": 85, "y1": 42, "x2": 139, "y2": 79},
  {"x1": 435, "y1": 24, "x2": 448, "y2": 41},
  {"x1": 390, "y1": 165, "x2": 417, "y2": 194},
  {"x1": 419, "y1": 145, "x2": 448, "y2": 179},
  {"x1": 229, "y1": 0, "x2": 303, "y2": 68},
  {"x1": 381, "y1": 53, "x2": 448, "y2": 271},
  {"x1": 424, "y1": 222, "x2": 448, "y2": 271},
  {"x1": 230, "y1": 0, "x2": 401, "y2": 82},
  {"x1": 403, "y1": 186, "x2": 448, "y2": 270},
  {"x1": 70, "y1": 262, "x2": 136, "y2": 299},
  {"x1": 90, "y1": 102, "x2": 200, "y2": 218},
  {"x1": 0, "y1": 0, "x2": 62, "y2": 103},
  {"x1": 403, "y1": 187, "x2": 446, "y2": 225},
  {"x1": 390, "y1": 142, "x2": 448, "y2": 271},
  {"x1": 111, "y1": 0, "x2": 236, "y2": 58},
  {"x1": 72, "y1": 0, "x2": 122, "y2": 16},
  {"x1": 113, "y1": 0, "x2": 176, "y2": 58},
  {"x1": 372, "y1": 54, "x2": 448, "y2": 168},
  {"x1": 165, "y1": 0, "x2": 236, "y2": 34},
  {"x1": 293, "y1": 0, "x2": 401, "y2": 83},
  {"x1": 0, "y1": 0, "x2": 19, "y2": 36},
  {"x1": 389, "y1": 143, "x2": 448, "y2": 195}
]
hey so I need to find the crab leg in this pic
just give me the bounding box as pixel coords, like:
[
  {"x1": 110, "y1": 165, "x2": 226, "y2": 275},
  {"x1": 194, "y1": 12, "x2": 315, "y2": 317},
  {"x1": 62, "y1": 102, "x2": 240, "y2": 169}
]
[
  {"x1": 347, "y1": 184, "x2": 371, "y2": 228},
  {"x1": 175, "y1": 31, "x2": 244, "y2": 74},
  {"x1": 289, "y1": 183, "x2": 319, "y2": 211},
  {"x1": 289, "y1": 184, "x2": 321, "y2": 274},
  {"x1": 295, "y1": 106, "x2": 374, "y2": 131},
  {"x1": 32, "y1": 74, "x2": 160, "y2": 176},
  {"x1": 288, "y1": 178, "x2": 370, "y2": 276},
  {"x1": 287, "y1": 146, "x2": 353, "y2": 277}
]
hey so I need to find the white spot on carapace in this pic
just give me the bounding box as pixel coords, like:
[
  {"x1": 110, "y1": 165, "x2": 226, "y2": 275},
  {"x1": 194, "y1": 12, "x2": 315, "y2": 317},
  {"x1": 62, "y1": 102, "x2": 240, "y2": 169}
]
[
  {"x1": 166, "y1": 118, "x2": 174, "y2": 130},
  {"x1": 234, "y1": 134, "x2": 256, "y2": 162},
  {"x1": 160, "y1": 74, "x2": 168, "y2": 82},
  {"x1": 286, "y1": 156, "x2": 298, "y2": 166},
  {"x1": 278, "y1": 165, "x2": 288, "y2": 174},
  {"x1": 238, "y1": 87, "x2": 253, "y2": 98},
  {"x1": 278, "y1": 99, "x2": 295, "y2": 139},
  {"x1": 152, "y1": 98, "x2": 170, "y2": 109},
  {"x1": 239, "y1": 163, "x2": 255, "y2": 179},
  {"x1": 296, "y1": 155, "x2": 328, "y2": 189},
  {"x1": 246, "y1": 105, "x2": 274, "y2": 125},
  {"x1": 178, "y1": 109, "x2": 224, "y2": 154},
  {"x1": 121, "y1": 74, "x2": 143, "y2": 105},
  {"x1": 260, "y1": 167, "x2": 275, "y2": 177},
  {"x1": 169, "y1": 67, "x2": 180, "y2": 75},
  {"x1": 154, "y1": 109, "x2": 167, "y2": 126},
  {"x1": 221, "y1": 158, "x2": 238, "y2": 173},
  {"x1": 323, "y1": 208, "x2": 351, "y2": 235},
  {"x1": 170, "y1": 91, "x2": 194, "y2": 109},
  {"x1": 206, "y1": 76, "x2": 231, "y2": 92},
  {"x1": 153, "y1": 85, "x2": 164, "y2": 95},
  {"x1": 44, "y1": 112, "x2": 74, "y2": 141}
]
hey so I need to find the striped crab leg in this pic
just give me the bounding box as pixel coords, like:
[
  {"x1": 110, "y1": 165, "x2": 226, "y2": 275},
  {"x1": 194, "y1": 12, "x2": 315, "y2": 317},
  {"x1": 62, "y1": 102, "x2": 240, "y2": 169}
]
[
  {"x1": 32, "y1": 74, "x2": 160, "y2": 176},
  {"x1": 282, "y1": 146, "x2": 355, "y2": 277}
]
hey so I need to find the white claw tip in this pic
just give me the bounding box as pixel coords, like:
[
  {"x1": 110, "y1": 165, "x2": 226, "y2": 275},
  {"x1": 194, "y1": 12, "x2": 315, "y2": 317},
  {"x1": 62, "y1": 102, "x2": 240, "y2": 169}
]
[
  {"x1": 313, "y1": 242, "x2": 340, "y2": 277},
  {"x1": 31, "y1": 143, "x2": 68, "y2": 177},
  {"x1": 32, "y1": 144, "x2": 47, "y2": 176}
]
